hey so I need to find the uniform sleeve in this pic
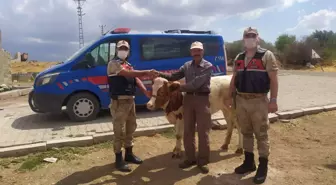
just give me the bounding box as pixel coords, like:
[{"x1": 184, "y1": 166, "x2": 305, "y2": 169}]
[
  {"x1": 263, "y1": 51, "x2": 278, "y2": 72},
  {"x1": 107, "y1": 60, "x2": 124, "y2": 76}
]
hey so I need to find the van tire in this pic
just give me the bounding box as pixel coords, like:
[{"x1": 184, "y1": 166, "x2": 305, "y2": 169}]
[{"x1": 66, "y1": 92, "x2": 100, "y2": 122}]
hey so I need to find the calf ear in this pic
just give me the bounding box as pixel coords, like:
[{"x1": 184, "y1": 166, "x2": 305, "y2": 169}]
[{"x1": 168, "y1": 82, "x2": 180, "y2": 92}]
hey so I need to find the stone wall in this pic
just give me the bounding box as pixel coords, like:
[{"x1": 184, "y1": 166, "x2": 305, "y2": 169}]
[{"x1": 0, "y1": 49, "x2": 12, "y2": 85}]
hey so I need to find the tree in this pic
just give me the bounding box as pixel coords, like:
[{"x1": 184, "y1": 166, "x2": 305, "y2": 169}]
[
  {"x1": 275, "y1": 34, "x2": 296, "y2": 52},
  {"x1": 225, "y1": 40, "x2": 244, "y2": 64},
  {"x1": 225, "y1": 38, "x2": 276, "y2": 63},
  {"x1": 258, "y1": 38, "x2": 276, "y2": 52}
]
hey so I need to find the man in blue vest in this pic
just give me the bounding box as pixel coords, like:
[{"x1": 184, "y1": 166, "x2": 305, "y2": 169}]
[
  {"x1": 226, "y1": 27, "x2": 279, "y2": 184},
  {"x1": 107, "y1": 40, "x2": 156, "y2": 172}
]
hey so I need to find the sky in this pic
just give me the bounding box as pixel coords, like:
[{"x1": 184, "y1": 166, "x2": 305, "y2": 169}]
[{"x1": 0, "y1": 0, "x2": 336, "y2": 61}]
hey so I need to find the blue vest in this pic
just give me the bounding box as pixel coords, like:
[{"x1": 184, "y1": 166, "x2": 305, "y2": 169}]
[
  {"x1": 108, "y1": 60, "x2": 136, "y2": 100},
  {"x1": 234, "y1": 48, "x2": 270, "y2": 93}
]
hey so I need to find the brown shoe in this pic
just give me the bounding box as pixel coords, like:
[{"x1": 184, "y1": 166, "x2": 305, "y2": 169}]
[
  {"x1": 179, "y1": 160, "x2": 197, "y2": 169},
  {"x1": 198, "y1": 164, "x2": 209, "y2": 174}
]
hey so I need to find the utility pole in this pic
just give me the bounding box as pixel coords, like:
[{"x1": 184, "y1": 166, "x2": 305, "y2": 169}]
[
  {"x1": 74, "y1": 0, "x2": 86, "y2": 48},
  {"x1": 99, "y1": 25, "x2": 106, "y2": 36}
]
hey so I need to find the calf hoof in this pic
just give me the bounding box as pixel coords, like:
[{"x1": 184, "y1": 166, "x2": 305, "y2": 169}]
[
  {"x1": 220, "y1": 144, "x2": 229, "y2": 151},
  {"x1": 235, "y1": 148, "x2": 243, "y2": 154}
]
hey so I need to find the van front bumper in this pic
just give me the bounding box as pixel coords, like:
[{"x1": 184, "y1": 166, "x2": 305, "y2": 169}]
[{"x1": 28, "y1": 90, "x2": 67, "y2": 113}]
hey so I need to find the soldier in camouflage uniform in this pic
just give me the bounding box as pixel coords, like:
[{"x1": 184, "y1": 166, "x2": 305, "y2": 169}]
[
  {"x1": 226, "y1": 27, "x2": 279, "y2": 184},
  {"x1": 107, "y1": 40, "x2": 156, "y2": 172}
]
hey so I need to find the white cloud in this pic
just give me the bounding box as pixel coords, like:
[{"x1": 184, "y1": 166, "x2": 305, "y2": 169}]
[
  {"x1": 297, "y1": 9, "x2": 306, "y2": 14},
  {"x1": 286, "y1": 9, "x2": 336, "y2": 33},
  {"x1": 0, "y1": 12, "x2": 5, "y2": 20},
  {"x1": 238, "y1": 0, "x2": 309, "y2": 20},
  {"x1": 281, "y1": 0, "x2": 310, "y2": 8},
  {"x1": 0, "y1": 0, "x2": 313, "y2": 60},
  {"x1": 239, "y1": 8, "x2": 270, "y2": 20},
  {"x1": 121, "y1": 0, "x2": 150, "y2": 16}
]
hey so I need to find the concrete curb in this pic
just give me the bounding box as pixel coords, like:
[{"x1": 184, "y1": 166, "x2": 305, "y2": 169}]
[
  {"x1": 0, "y1": 87, "x2": 32, "y2": 100},
  {"x1": 0, "y1": 104, "x2": 335, "y2": 158}
]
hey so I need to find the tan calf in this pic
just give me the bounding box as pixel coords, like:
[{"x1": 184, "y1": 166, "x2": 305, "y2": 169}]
[{"x1": 146, "y1": 75, "x2": 243, "y2": 158}]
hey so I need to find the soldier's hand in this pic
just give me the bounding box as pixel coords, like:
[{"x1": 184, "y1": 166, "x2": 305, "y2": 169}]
[
  {"x1": 268, "y1": 102, "x2": 278, "y2": 113},
  {"x1": 224, "y1": 99, "x2": 232, "y2": 108},
  {"x1": 148, "y1": 69, "x2": 159, "y2": 78}
]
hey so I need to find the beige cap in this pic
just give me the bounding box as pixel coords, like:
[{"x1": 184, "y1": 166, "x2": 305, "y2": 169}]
[
  {"x1": 117, "y1": 40, "x2": 130, "y2": 48},
  {"x1": 190, "y1": 41, "x2": 203, "y2": 50},
  {"x1": 243, "y1": 27, "x2": 258, "y2": 35}
]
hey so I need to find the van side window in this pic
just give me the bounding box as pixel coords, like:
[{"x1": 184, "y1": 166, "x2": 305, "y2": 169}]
[
  {"x1": 89, "y1": 42, "x2": 110, "y2": 66},
  {"x1": 72, "y1": 42, "x2": 116, "y2": 70},
  {"x1": 140, "y1": 37, "x2": 190, "y2": 61},
  {"x1": 109, "y1": 43, "x2": 116, "y2": 60},
  {"x1": 140, "y1": 37, "x2": 220, "y2": 61},
  {"x1": 198, "y1": 37, "x2": 220, "y2": 56}
]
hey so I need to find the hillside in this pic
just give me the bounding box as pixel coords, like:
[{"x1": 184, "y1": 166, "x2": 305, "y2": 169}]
[{"x1": 10, "y1": 61, "x2": 60, "y2": 74}]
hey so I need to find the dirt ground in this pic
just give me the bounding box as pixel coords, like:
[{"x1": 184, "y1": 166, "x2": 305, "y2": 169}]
[
  {"x1": 0, "y1": 111, "x2": 336, "y2": 185},
  {"x1": 10, "y1": 61, "x2": 59, "y2": 73},
  {"x1": 0, "y1": 95, "x2": 28, "y2": 108}
]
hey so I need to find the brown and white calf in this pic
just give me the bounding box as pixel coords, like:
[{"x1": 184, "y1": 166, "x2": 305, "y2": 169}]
[{"x1": 146, "y1": 75, "x2": 243, "y2": 158}]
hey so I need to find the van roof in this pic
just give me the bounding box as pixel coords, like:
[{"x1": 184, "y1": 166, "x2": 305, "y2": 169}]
[{"x1": 103, "y1": 33, "x2": 224, "y2": 39}]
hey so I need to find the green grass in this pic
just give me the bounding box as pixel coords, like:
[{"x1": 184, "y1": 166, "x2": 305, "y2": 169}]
[
  {"x1": 160, "y1": 128, "x2": 176, "y2": 139},
  {"x1": 0, "y1": 141, "x2": 113, "y2": 172}
]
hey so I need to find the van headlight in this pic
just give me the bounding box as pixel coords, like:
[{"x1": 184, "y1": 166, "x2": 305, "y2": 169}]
[{"x1": 36, "y1": 72, "x2": 60, "y2": 86}]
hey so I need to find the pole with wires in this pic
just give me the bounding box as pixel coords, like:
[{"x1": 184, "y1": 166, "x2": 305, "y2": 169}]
[{"x1": 74, "y1": 0, "x2": 86, "y2": 48}]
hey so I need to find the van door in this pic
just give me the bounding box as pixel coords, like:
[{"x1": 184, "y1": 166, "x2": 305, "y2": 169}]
[
  {"x1": 135, "y1": 36, "x2": 191, "y2": 105},
  {"x1": 72, "y1": 40, "x2": 115, "y2": 109},
  {"x1": 84, "y1": 37, "x2": 135, "y2": 109}
]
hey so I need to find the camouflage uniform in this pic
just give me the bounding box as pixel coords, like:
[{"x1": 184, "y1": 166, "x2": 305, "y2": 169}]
[
  {"x1": 107, "y1": 40, "x2": 143, "y2": 172},
  {"x1": 232, "y1": 27, "x2": 279, "y2": 184},
  {"x1": 233, "y1": 49, "x2": 278, "y2": 158},
  {"x1": 107, "y1": 60, "x2": 137, "y2": 154}
]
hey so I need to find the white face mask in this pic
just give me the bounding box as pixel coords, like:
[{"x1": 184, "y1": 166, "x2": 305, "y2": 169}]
[
  {"x1": 117, "y1": 50, "x2": 129, "y2": 60},
  {"x1": 244, "y1": 38, "x2": 257, "y2": 49}
]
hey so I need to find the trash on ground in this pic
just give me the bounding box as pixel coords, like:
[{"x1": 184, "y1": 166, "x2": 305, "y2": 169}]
[{"x1": 43, "y1": 157, "x2": 58, "y2": 163}]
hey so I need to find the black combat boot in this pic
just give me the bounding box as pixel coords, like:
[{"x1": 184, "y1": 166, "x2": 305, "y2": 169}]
[
  {"x1": 253, "y1": 157, "x2": 268, "y2": 184},
  {"x1": 125, "y1": 146, "x2": 143, "y2": 164},
  {"x1": 234, "y1": 151, "x2": 257, "y2": 174},
  {"x1": 115, "y1": 152, "x2": 131, "y2": 172}
]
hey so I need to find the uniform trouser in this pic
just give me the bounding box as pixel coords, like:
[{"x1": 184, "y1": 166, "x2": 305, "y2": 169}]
[
  {"x1": 109, "y1": 98, "x2": 137, "y2": 153},
  {"x1": 183, "y1": 94, "x2": 212, "y2": 166},
  {"x1": 236, "y1": 95, "x2": 270, "y2": 158}
]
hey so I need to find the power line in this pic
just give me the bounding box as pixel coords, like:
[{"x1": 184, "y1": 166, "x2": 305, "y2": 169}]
[
  {"x1": 74, "y1": 0, "x2": 86, "y2": 49},
  {"x1": 99, "y1": 25, "x2": 106, "y2": 36}
]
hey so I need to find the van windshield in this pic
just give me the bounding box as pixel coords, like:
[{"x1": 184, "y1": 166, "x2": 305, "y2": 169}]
[{"x1": 62, "y1": 39, "x2": 97, "y2": 64}]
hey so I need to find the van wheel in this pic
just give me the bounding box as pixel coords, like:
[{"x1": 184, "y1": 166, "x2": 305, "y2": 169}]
[{"x1": 66, "y1": 92, "x2": 100, "y2": 122}]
